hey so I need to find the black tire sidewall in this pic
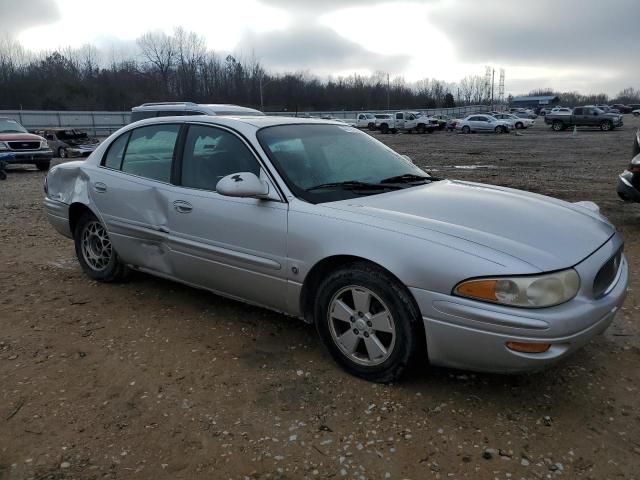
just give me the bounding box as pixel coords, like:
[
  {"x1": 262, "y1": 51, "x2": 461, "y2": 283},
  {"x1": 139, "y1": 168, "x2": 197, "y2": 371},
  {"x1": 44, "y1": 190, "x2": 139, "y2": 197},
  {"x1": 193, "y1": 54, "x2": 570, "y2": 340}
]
[
  {"x1": 36, "y1": 161, "x2": 50, "y2": 171},
  {"x1": 314, "y1": 264, "x2": 422, "y2": 382},
  {"x1": 74, "y1": 212, "x2": 126, "y2": 282}
]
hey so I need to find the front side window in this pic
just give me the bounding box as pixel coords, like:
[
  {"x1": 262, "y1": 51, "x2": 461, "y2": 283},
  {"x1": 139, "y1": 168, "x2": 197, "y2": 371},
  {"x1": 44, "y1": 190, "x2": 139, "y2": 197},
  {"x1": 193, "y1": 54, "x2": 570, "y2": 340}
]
[
  {"x1": 258, "y1": 124, "x2": 428, "y2": 204},
  {"x1": 121, "y1": 124, "x2": 180, "y2": 182},
  {"x1": 180, "y1": 125, "x2": 260, "y2": 191},
  {"x1": 396, "y1": 113, "x2": 403, "y2": 120}
]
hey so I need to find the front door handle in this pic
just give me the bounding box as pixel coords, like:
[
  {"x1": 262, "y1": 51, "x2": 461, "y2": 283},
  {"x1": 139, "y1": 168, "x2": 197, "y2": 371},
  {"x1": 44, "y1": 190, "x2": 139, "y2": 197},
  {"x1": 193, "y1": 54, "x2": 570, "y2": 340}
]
[
  {"x1": 93, "y1": 182, "x2": 107, "y2": 193},
  {"x1": 173, "y1": 200, "x2": 193, "y2": 214}
]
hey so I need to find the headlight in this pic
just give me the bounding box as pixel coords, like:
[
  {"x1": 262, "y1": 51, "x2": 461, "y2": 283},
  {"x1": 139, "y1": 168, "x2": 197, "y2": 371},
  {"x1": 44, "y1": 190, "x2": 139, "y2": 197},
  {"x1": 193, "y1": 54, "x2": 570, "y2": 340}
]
[
  {"x1": 454, "y1": 269, "x2": 580, "y2": 308},
  {"x1": 40, "y1": 139, "x2": 49, "y2": 149},
  {"x1": 0, "y1": 141, "x2": 8, "y2": 151}
]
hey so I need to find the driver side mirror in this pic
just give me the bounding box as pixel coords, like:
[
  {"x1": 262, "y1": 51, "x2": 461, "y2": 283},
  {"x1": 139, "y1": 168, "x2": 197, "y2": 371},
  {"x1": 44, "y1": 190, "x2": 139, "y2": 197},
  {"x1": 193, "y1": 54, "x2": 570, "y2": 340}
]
[
  {"x1": 216, "y1": 172, "x2": 270, "y2": 198},
  {"x1": 401, "y1": 154, "x2": 413, "y2": 164}
]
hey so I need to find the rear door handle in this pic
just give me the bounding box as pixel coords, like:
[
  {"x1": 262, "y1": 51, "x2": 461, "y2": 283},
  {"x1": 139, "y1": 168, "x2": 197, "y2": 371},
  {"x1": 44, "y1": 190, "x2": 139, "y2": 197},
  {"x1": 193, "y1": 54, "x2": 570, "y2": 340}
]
[
  {"x1": 173, "y1": 200, "x2": 193, "y2": 213},
  {"x1": 93, "y1": 182, "x2": 107, "y2": 193}
]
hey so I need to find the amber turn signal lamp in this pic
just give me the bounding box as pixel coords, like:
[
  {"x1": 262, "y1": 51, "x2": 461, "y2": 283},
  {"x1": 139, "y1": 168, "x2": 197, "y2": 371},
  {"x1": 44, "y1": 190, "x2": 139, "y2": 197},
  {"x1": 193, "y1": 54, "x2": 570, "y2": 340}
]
[
  {"x1": 506, "y1": 342, "x2": 551, "y2": 353},
  {"x1": 455, "y1": 280, "x2": 497, "y2": 301}
]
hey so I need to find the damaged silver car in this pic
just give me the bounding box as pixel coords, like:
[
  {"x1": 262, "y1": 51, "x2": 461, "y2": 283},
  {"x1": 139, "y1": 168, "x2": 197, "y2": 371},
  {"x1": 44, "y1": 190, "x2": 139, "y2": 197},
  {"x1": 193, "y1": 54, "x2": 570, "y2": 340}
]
[{"x1": 44, "y1": 116, "x2": 628, "y2": 382}]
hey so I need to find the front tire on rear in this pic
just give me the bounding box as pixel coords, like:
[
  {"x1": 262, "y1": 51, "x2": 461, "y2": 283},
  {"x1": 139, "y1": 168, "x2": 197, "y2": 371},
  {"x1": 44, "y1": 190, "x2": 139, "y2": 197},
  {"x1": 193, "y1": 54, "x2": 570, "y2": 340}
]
[
  {"x1": 74, "y1": 212, "x2": 129, "y2": 282},
  {"x1": 314, "y1": 262, "x2": 423, "y2": 383}
]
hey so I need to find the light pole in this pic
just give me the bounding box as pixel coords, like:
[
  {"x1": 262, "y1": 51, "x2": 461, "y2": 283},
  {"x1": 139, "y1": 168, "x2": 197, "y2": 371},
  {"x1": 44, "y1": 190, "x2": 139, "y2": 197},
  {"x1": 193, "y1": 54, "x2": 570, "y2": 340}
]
[{"x1": 259, "y1": 74, "x2": 275, "y2": 112}]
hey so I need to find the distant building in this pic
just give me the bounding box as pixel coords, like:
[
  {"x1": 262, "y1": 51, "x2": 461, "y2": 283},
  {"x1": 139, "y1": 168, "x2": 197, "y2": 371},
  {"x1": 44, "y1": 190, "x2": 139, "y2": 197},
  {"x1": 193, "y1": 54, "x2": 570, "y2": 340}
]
[{"x1": 510, "y1": 95, "x2": 560, "y2": 109}]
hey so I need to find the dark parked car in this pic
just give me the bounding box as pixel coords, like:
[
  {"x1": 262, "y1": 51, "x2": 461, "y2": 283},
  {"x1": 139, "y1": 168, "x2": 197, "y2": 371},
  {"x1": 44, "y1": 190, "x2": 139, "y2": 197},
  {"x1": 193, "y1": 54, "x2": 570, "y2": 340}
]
[
  {"x1": 34, "y1": 128, "x2": 100, "y2": 159},
  {"x1": 544, "y1": 106, "x2": 624, "y2": 131},
  {"x1": 612, "y1": 104, "x2": 633, "y2": 114}
]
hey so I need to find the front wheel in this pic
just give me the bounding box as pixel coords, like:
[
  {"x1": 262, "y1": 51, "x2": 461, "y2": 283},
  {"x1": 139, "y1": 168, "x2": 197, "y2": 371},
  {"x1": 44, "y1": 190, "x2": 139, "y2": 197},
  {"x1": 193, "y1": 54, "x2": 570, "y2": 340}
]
[
  {"x1": 416, "y1": 124, "x2": 426, "y2": 134},
  {"x1": 515, "y1": 122, "x2": 523, "y2": 129},
  {"x1": 58, "y1": 147, "x2": 67, "y2": 159},
  {"x1": 314, "y1": 263, "x2": 423, "y2": 383},
  {"x1": 552, "y1": 120, "x2": 564, "y2": 131},
  {"x1": 380, "y1": 124, "x2": 389, "y2": 134},
  {"x1": 461, "y1": 125, "x2": 471, "y2": 134},
  {"x1": 600, "y1": 120, "x2": 613, "y2": 131},
  {"x1": 74, "y1": 212, "x2": 129, "y2": 282},
  {"x1": 494, "y1": 126, "x2": 505, "y2": 134}
]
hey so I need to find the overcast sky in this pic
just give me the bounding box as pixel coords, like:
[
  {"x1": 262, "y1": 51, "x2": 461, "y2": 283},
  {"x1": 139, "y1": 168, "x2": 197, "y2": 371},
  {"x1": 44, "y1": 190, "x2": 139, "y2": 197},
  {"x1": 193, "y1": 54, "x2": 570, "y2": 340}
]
[{"x1": 3, "y1": 0, "x2": 639, "y2": 95}]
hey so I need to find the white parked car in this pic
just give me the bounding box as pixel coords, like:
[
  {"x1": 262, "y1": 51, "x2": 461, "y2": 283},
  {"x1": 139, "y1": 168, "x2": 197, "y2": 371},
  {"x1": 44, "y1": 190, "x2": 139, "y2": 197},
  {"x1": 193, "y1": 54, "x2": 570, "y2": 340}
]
[
  {"x1": 456, "y1": 114, "x2": 511, "y2": 134},
  {"x1": 551, "y1": 107, "x2": 572, "y2": 115},
  {"x1": 353, "y1": 113, "x2": 377, "y2": 130},
  {"x1": 378, "y1": 111, "x2": 436, "y2": 134},
  {"x1": 491, "y1": 113, "x2": 535, "y2": 129},
  {"x1": 374, "y1": 114, "x2": 393, "y2": 131},
  {"x1": 633, "y1": 109, "x2": 640, "y2": 117}
]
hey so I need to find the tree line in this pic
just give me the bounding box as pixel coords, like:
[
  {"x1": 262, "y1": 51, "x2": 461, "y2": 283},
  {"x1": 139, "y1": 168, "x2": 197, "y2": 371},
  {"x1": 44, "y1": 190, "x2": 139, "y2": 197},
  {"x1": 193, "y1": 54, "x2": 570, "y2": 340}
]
[{"x1": 0, "y1": 29, "x2": 637, "y2": 112}]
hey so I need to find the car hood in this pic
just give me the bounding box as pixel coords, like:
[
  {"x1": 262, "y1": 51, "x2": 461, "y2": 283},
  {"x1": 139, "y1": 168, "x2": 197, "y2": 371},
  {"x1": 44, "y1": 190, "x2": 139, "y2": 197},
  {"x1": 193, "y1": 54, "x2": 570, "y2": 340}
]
[
  {"x1": 0, "y1": 133, "x2": 43, "y2": 141},
  {"x1": 326, "y1": 180, "x2": 614, "y2": 271}
]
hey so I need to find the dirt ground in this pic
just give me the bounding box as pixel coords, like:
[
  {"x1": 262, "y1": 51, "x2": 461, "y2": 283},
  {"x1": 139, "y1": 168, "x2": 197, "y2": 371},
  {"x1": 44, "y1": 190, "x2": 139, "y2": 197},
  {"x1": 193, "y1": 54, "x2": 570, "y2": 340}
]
[{"x1": 1, "y1": 117, "x2": 640, "y2": 480}]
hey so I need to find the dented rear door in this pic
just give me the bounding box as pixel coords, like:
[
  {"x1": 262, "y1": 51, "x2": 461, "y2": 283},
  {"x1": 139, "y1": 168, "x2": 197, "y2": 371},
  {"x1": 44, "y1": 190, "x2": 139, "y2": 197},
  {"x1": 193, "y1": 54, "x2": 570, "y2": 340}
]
[{"x1": 88, "y1": 124, "x2": 180, "y2": 275}]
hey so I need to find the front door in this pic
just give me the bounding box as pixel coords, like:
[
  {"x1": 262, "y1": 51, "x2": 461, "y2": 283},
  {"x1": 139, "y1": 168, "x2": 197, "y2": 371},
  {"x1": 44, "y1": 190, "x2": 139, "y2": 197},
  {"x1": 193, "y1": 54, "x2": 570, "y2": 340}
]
[{"x1": 165, "y1": 123, "x2": 289, "y2": 311}]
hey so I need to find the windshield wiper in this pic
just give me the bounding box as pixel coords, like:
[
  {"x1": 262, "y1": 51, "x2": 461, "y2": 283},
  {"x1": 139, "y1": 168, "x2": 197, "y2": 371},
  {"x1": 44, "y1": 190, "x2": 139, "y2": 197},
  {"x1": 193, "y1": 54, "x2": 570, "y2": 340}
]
[
  {"x1": 380, "y1": 173, "x2": 440, "y2": 184},
  {"x1": 306, "y1": 180, "x2": 403, "y2": 192}
]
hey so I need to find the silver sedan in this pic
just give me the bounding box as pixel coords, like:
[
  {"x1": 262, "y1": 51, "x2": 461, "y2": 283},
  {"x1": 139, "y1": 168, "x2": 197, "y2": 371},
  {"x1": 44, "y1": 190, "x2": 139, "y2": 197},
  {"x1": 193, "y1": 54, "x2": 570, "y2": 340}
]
[{"x1": 44, "y1": 116, "x2": 628, "y2": 382}]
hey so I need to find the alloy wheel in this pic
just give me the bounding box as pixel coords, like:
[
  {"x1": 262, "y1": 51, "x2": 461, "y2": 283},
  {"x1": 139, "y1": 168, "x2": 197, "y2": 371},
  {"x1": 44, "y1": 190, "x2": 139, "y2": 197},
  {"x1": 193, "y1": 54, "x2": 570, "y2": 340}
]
[
  {"x1": 327, "y1": 286, "x2": 396, "y2": 366},
  {"x1": 81, "y1": 221, "x2": 112, "y2": 271}
]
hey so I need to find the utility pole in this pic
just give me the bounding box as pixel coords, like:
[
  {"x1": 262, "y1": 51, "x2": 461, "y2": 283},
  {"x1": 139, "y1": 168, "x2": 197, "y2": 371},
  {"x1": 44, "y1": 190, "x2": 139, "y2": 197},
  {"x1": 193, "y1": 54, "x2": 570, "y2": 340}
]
[
  {"x1": 259, "y1": 74, "x2": 264, "y2": 112},
  {"x1": 491, "y1": 68, "x2": 495, "y2": 109},
  {"x1": 386, "y1": 73, "x2": 391, "y2": 110}
]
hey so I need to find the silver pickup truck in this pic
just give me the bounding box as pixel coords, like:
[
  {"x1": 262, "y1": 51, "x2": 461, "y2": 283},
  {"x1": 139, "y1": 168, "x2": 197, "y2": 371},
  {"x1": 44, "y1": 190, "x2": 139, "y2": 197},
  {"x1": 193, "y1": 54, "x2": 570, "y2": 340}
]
[{"x1": 544, "y1": 106, "x2": 624, "y2": 132}]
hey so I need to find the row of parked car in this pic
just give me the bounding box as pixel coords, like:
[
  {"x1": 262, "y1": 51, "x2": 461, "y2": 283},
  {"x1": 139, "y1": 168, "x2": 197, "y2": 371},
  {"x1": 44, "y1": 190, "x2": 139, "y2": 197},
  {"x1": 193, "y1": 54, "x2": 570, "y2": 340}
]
[{"x1": 539, "y1": 104, "x2": 640, "y2": 116}]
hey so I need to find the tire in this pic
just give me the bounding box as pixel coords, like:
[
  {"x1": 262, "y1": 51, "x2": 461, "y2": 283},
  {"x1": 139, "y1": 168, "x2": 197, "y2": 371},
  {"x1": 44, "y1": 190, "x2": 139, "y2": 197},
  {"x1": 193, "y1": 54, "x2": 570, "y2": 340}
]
[
  {"x1": 380, "y1": 123, "x2": 389, "y2": 134},
  {"x1": 367, "y1": 122, "x2": 375, "y2": 131},
  {"x1": 600, "y1": 121, "x2": 613, "y2": 131},
  {"x1": 416, "y1": 124, "x2": 426, "y2": 134},
  {"x1": 314, "y1": 262, "x2": 423, "y2": 383},
  {"x1": 58, "y1": 147, "x2": 67, "y2": 159},
  {"x1": 36, "y1": 161, "x2": 50, "y2": 171},
  {"x1": 462, "y1": 125, "x2": 471, "y2": 134},
  {"x1": 74, "y1": 212, "x2": 129, "y2": 282},
  {"x1": 391, "y1": 128, "x2": 398, "y2": 134},
  {"x1": 634, "y1": 112, "x2": 640, "y2": 117},
  {"x1": 552, "y1": 120, "x2": 564, "y2": 132},
  {"x1": 494, "y1": 126, "x2": 504, "y2": 134},
  {"x1": 515, "y1": 122, "x2": 523, "y2": 129}
]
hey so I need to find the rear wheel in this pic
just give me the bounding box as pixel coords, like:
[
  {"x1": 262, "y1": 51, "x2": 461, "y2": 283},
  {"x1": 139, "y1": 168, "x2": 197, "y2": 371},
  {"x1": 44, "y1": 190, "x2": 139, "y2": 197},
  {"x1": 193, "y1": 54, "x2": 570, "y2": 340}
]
[
  {"x1": 36, "y1": 161, "x2": 50, "y2": 171},
  {"x1": 552, "y1": 120, "x2": 564, "y2": 131},
  {"x1": 515, "y1": 122, "x2": 524, "y2": 129},
  {"x1": 494, "y1": 126, "x2": 504, "y2": 134},
  {"x1": 380, "y1": 123, "x2": 389, "y2": 134},
  {"x1": 314, "y1": 263, "x2": 423, "y2": 383},
  {"x1": 58, "y1": 147, "x2": 67, "y2": 159},
  {"x1": 462, "y1": 125, "x2": 471, "y2": 134},
  {"x1": 74, "y1": 212, "x2": 129, "y2": 282}
]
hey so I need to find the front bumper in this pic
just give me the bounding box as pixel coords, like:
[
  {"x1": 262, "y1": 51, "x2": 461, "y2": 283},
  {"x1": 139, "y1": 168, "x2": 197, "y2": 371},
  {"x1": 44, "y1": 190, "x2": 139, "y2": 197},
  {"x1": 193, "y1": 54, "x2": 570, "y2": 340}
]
[
  {"x1": 410, "y1": 235, "x2": 628, "y2": 373},
  {"x1": 4, "y1": 149, "x2": 53, "y2": 164}
]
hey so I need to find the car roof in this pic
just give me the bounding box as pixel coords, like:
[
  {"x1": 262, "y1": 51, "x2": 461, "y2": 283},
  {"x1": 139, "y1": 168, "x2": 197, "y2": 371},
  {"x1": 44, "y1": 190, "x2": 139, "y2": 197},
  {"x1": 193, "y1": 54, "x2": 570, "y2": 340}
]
[
  {"x1": 126, "y1": 115, "x2": 351, "y2": 132},
  {"x1": 131, "y1": 102, "x2": 263, "y2": 115}
]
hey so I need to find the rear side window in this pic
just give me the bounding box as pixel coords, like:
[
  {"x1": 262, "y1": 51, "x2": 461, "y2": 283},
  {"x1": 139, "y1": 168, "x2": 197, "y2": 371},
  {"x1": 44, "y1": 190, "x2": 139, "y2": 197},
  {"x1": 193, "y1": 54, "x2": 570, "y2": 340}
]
[
  {"x1": 103, "y1": 132, "x2": 130, "y2": 170},
  {"x1": 574, "y1": 108, "x2": 583, "y2": 115},
  {"x1": 121, "y1": 124, "x2": 180, "y2": 183}
]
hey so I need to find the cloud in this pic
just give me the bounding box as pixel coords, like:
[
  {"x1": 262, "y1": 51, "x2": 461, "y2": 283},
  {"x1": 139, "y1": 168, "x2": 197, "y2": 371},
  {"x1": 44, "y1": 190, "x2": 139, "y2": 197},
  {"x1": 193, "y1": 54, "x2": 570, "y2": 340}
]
[
  {"x1": 239, "y1": 25, "x2": 410, "y2": 75},
  {"x1": 0, "y1": 0, "x2": 61, "y2": 36},
  {"x1": 431, "y1": 0, "x2": 639, "y2": 67}
]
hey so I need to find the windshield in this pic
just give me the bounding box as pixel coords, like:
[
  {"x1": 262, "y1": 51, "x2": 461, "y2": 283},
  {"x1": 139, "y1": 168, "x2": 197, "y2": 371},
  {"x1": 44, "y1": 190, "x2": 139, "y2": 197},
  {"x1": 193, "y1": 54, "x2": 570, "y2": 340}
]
[
  {"x1": 0, "y1": 119, "x2": 27, "y2": 134},
  {"x1": 258, "y1": 124, "x2": 429, "y2": 203}
]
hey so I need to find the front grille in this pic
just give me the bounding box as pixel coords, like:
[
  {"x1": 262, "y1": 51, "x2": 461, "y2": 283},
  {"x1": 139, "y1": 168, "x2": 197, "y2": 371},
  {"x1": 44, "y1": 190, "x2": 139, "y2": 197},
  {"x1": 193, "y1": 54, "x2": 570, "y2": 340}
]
[
  {"x1": 8, "y1": 141, "x2": 40, "y2": 150},
  {"x1": 593, "y1": 248, "x2": 623, "y2": 298}
]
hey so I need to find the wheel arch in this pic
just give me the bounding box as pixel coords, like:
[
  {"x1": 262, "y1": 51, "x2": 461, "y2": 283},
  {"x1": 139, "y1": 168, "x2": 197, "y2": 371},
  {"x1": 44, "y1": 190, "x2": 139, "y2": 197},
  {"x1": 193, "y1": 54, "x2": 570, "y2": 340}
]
[
  {"x1": 69, "y1": 202, "x2": 99, "y2": 236},
  {"x1": 299, "y1": 255, "x2": 423, "y2": 329}
]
